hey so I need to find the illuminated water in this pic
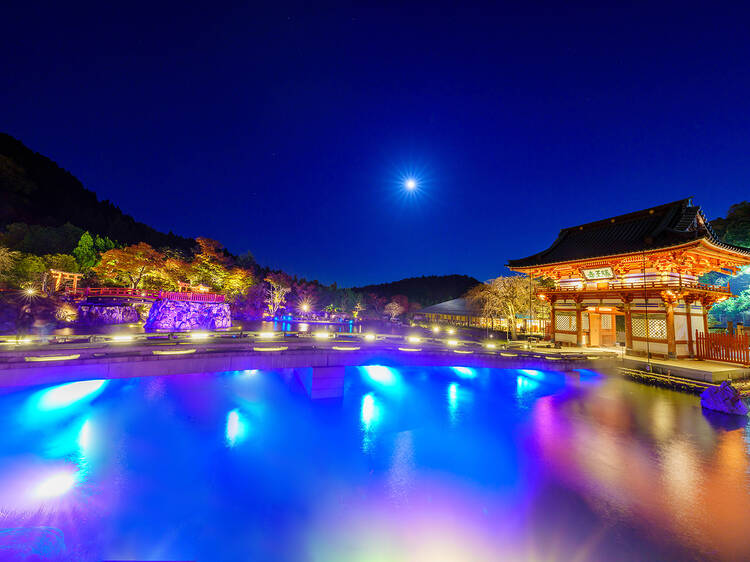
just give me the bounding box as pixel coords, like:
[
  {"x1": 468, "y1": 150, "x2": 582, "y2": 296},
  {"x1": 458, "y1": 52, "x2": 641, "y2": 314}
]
[{"x1": 1, "y1": 367, "x2": 749, "y2": 561}]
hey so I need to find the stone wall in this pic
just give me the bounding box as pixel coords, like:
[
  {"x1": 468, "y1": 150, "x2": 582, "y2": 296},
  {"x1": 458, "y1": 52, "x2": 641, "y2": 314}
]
[
  {"x1": 144, "y1": 299, "x2": 231, "y2": 331},
  {"x1": 78, "y1": 304, "x2": 140, "y2": 325}
]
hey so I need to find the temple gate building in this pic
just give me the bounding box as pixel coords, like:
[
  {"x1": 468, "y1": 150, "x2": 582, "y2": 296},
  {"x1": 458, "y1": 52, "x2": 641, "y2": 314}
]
[{"x1": 508, "y1": 199, "x2": 750, "y2": 359}]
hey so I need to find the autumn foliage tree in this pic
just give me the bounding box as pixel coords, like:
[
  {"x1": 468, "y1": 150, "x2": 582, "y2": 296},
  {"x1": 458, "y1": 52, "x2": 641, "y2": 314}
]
[{"x1": 93, "y1": 242, "x2": 167, "y2": 290}]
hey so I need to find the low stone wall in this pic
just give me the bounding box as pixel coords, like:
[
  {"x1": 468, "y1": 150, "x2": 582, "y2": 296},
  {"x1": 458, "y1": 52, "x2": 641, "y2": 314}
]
[
  {"x1": 144, "y1": 299, "x2": 231, "y2": 331},
  {"x1": 78, "y1": 304, "x2": 140, "y2": 325}
]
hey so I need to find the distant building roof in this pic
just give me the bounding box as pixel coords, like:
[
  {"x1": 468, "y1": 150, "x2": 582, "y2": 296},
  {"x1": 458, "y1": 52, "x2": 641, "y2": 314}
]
[
  {"x1": 508, "y1": 198, "x2": 750, "y2": 268},
  {"x1": 419, "y1": 297, "x2": 476, "y2": 316}
]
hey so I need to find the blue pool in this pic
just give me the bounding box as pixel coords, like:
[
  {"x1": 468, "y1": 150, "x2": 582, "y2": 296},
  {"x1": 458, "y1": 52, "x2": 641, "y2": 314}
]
[{"x1": 0, "y1": 366, "x2": 749, "y2": 561}]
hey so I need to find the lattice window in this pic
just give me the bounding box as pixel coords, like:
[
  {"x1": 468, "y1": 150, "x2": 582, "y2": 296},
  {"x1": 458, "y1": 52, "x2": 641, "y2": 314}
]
[
  {"x1": 582, "y1": 313, "x2": 589, "y2": 330},
  {"x1": 601, "y1": 314, "x2": 612, "y2": 330},
  {"x1": 555, "y1": 312, "x2": 576, "y2": 331},
  {"x1": 631, "y1": 314, "x2": 667, "y2": 339},
  {"x1": 648, "y1": 317, "x2": 667, "y2": 339}
]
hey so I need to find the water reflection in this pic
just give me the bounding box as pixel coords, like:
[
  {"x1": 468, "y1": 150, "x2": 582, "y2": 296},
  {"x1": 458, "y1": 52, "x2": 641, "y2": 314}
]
[
  {"x1": 531, "y1": 381, "x2": 750, "y2": 558},
  {"x1": 0, "y1": 367, "x2": 749, "y2": 560}
]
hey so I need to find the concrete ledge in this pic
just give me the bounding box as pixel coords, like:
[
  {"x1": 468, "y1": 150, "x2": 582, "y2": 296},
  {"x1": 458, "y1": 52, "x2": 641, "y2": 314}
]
[{"x1": 0, "y1": 341, "x2": 616, "y2": 389}]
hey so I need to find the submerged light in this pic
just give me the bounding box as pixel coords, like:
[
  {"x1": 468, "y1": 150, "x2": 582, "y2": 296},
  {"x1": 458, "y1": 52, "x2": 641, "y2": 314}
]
[
  {"x1": 446, "y1": 339, "x2": 458, "y2": 346},
  {"x1": 364, "y1": 333, "x2": 376, "y2": 342},
  {"x1": 362, "y1": 365, "x2": 397, "y2": 386},
  {"x1": 37, "y1": 379, "x2": 107, "y2": 410},
  {"x1": 452, "y1": 366, "x2": 477, "y2": 379},
  {"x1": 34, "y1": 471, "x2": 78, "y2": 498},
  {"x1": 314, "y1": 331, "x2": 330, "y2": 339},
  {"x1": 407, "y1": 336, "x2": 421, "y2": 344},
  {"x1": 190, "y1": 332, "x2": 210, "y2": 340},
  {"x1": 258, "y1": 332, "x2": 275, "y2": 339}
]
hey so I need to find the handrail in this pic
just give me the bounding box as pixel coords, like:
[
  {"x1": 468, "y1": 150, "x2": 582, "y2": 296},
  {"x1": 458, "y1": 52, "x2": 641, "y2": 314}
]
[
  {"x1": 539, "y1": 280, "x2": 731, "y2": 294},
  {"x1": 68, "y1": 287, "x2": 225, "y2": 303}
]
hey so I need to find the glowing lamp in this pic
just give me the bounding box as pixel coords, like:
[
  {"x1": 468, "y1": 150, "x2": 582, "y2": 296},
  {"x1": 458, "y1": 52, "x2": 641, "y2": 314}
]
[
  {"x1": 407, "y1": 336, "x2": 421, "y2": 344},
  {"x1": 404, "y1": 178, "x2": 417, "y2": 190},
  {"x1": 447, "y1": 328, "x2": 456, "y2": 335},
  {"x1": 111, "y1": 334, "x2": 134, "y2": 343},
  {"x1": 258, "y1": 332, "x2": 275, "y2": 339},
  {"x1": 446, "y1": 339, "x2": 458, "y2": 346},
  {"x1": 432, "y1": 326, "x2": 440, "y2": 333},
  {"x1": 364, "y1": 333, "x2": 376, "y2": 342},
  {"x1": 314, "y1": 331, "x2": 330, "y2": 339},
  {"x1": 190, "y1": 332, "x2": 210, "y2": 340}
]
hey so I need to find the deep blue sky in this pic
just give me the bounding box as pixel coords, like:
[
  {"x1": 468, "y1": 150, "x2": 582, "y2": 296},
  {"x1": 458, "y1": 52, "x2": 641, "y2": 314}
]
[{"x1": 2, "y1": 2, "x2": 749, "y2": 286}]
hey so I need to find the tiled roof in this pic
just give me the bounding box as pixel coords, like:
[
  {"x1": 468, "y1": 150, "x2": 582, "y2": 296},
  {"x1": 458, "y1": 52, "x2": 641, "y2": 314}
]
[
  {"x1": 419, "y1": 297, "x2": 475, "y2": 316},
  {"x1": 508, "y1": 198, "x2": 750, "y2": 268}
]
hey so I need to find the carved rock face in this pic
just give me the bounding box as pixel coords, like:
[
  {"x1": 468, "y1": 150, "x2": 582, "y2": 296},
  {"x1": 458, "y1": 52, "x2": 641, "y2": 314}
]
[
  {"x1": 144, "y1": 299, "x2": 231, "y2": 332},
  {"x1": 77, "y1": 305, "x2": 140, "y2": 325},
  {"x1": 700, "y1": 381, "x2": 749, "y2": 416}
]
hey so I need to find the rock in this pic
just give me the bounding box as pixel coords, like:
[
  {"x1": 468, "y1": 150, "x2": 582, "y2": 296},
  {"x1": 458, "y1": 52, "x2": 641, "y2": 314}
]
[
  {"x1": 144, "y1": 299, "x2": 231, "y2": 332},
  {"x1": 700, "y1": 381, "x2": 749, "y2": 417},
  {"x1": 0, "y1": 526, "x2": 66, "y2": 560},
  {"x1": 77, "y1": 304, "x2": 140, "y2": 325}
]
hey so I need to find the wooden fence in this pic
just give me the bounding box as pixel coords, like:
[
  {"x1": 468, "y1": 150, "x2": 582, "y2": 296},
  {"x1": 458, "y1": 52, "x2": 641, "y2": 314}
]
[{"x1": 695, "y1": 330, "x2": 750, "y2": 365}]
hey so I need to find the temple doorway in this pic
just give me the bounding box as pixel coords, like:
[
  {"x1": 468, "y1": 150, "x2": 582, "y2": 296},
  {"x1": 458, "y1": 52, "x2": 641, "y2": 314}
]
[{"x1": 586, "y1": 307, "x2": 624, "y2": 348}]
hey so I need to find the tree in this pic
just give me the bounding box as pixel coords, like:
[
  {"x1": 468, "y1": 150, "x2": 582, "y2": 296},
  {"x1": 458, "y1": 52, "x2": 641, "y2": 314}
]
[
  {"x1": 0, "y1": 246, "x2": 20, "y2": 284},
  {"x1": 93, "y1": 242, "x2": 166, "y2": 290},
  {"x1": 465, "y1": 276, "x2": 548, "y2": 339},
  {"x1": 223, "y1": 267, "x2": 255, "y2": 298},
  {"x1": 384, "y1": 300, "x2": 405, "y2": 320},
  {"x1": 190, "y1": 237, "x2": 233, "y2": 290},
  {"x1": 352, "y1": 294, "x2": 365, "y2": 319},
  {"x1": 73, "y1": 232, "x2": 97, "y2": 271},
  {"x1": 9, "y1": 254, "x2": 46, "y2": 289},
  {"x1": 43, "y1": 254, "x2": 79, "y2": 273},
  {"x1": 265, "y1": 274, "x2": 291, "y2": 317}
]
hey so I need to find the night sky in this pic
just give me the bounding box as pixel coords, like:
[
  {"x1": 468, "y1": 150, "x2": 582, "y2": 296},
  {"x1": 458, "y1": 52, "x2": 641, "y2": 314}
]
[{"x1": 2, "y1": 3, "x2": 749, "y2": 286}]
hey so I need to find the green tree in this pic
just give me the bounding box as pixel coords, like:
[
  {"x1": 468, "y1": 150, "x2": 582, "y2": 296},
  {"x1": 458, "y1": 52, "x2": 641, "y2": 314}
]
[
  {"x1": 10, "y1": 254, "x2": 46, "y2": 288},
  {"x1": 73, "y1": 232, "x2": 98, "y2": 271},
  {"x1": 43, "y1": 254, "x2": 79, "y2": 273}
]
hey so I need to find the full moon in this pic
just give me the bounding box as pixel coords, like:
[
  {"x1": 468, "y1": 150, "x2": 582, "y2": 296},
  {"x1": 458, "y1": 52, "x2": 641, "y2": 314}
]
[{"x1": 404, "y1": 178, "x2": 417, "y2": 190}]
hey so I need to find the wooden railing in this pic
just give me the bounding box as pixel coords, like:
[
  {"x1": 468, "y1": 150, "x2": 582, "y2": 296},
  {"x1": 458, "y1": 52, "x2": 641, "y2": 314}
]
[
  {"x1": 69, "y1": 287, "x2": 225, "y2": 303},
  {"x1": 695, "y1": 331, "x2": 750, "y2": 365},
  {"x1": 540, "y1": 280, "x2": 731, "y2": 294}
]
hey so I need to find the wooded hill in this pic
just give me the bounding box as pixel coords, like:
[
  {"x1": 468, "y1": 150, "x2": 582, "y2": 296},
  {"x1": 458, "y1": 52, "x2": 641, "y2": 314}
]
[
  {"x1": 353, "y1": 274, "x2": 481, "y2": 307},
  {"x1": 0, "y1": 133, "x2": 194, "y2": 253}
]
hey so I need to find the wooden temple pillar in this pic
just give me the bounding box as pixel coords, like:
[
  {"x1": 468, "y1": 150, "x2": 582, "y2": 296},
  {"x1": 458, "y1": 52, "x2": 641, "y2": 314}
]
[
  {"x1": 662, "y1": 292, "x2": 677, "y2": 359},
  {"x1": 622, "y1": 294, "x2": 633, "y2": 352},
  {"x1": 684, "y1": 294, "x2": 696, "y2": 357},
  {"x1": 549, "y1": 296, "x2": 557, "y2": 343},
  {"x1": 574, "y1": 296, "x2": 583, "y2": 347}
]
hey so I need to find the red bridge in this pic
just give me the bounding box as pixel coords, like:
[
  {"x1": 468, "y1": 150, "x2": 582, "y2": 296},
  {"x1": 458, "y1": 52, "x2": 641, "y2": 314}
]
[{"x1": 69, "y1": 287, "x2": 225, "y2": 303}]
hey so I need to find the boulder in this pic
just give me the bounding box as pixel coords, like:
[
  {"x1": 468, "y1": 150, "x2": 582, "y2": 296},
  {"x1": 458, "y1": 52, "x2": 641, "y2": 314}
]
[
  {"x1": 144, "y1": 299, "x2": 231, "y2": 332},
  {"x1": 77, "y1": 304, "x2": 140, "y2": 325},
  {"x1": 700, "y1": 381, "x2": 749, "y2": 417}
]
